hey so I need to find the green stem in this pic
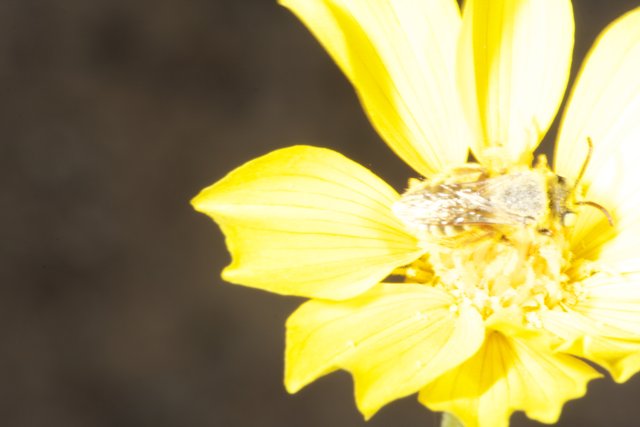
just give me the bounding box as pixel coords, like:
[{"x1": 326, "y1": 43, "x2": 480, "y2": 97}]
[{"x1": 441, "y1": 412, "x2": 465, "y2": 427}]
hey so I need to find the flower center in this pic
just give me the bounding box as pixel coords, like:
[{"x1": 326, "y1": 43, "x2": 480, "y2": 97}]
[{"x1": 394, "y1": 163, "x2": 581, "y2": 329}]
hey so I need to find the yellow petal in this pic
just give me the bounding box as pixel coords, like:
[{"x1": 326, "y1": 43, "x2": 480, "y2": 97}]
[
  {"x1": 285, "y1": 284, "x2": 484, "y2": 419},
  {"x1": 541, "y1": 273, "x2": 640, "y2": 382},
  {"x1": 419, "y1": 331, "x2": 600, "y2": 427},
  {"x1": 192, "y1": 146, "x2": 422, "y2": 300},
  {"x1": 279, "y1": 0, "x2": 472, "y2": 176},
  {"x1": 575, "y1": 273, "x2": 640, "y2": 335},
  {"x1": 459, "y1": 0, "x2": 574, "y2": 166},
  {"x1": 567, "y1": 179, "x2": 640, "y2": 271},
  {"x1": 543, "y1": 310, "x2": 640, "y2": 384},
  {"x1": 554, "y1": 7, "x2": 640, "y2": 261}
]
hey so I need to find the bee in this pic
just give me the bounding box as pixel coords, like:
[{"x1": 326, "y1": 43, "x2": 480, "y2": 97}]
[{"x1": 393, "y1": 138, "x2": 613, "y2": 243}]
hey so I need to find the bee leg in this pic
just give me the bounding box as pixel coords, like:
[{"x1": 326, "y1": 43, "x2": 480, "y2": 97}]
[
  {"x1": 456, "y1": 225, "x2": 497, "y2": 244},
  {"x1": 449, "y1": 165, "x2": 489, "y2": 181},
  {"x1": 537, "y1": 228, "x2": 553, "y2": 236}
]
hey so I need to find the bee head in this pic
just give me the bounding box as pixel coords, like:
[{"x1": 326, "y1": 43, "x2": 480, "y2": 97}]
[
  {"x1": 548, "y1": 174, "x2": 614, "y2": 227},
  {"x1": 548, "y1": 175, "x2": 572, "y2": 223}
]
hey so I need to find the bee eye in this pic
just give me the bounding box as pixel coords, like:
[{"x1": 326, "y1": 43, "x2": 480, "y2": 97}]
[{"x1": 562, "y1": 211, "x2": 577, "y2": 227}]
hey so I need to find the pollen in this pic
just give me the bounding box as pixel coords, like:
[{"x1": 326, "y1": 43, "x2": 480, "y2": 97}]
[{"x1": 409, "y1": 226, "x2": 577, "y2": 327}]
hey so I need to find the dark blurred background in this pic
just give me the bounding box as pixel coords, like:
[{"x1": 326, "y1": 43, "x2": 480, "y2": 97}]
[{"x1": 2, "y1": 1, "x2": 639, "y2": 426}]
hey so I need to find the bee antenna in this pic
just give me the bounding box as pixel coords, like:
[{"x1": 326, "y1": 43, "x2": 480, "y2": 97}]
[
  {"x1": 575, "y1": 200, "x2": 614, "y2": 226},
  {"x1": 574, "y1": 137, "x2": 594, "y2": 190}
]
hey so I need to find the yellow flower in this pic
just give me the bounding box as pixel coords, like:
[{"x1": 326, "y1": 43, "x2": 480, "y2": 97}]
[{"x1": 192, "y1": 1, "x2": 640, "y2": 426}]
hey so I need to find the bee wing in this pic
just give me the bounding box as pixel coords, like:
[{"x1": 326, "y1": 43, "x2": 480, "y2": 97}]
[
  {"x1": 394, "y1": 175, "x2": 538, "y2": 229},
  {"x1": 441, "y1": 181, "x2": 524, "y2": 225},
  {"x1": 476, "y1": 172, "x2": 547, "y2": 225}
]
